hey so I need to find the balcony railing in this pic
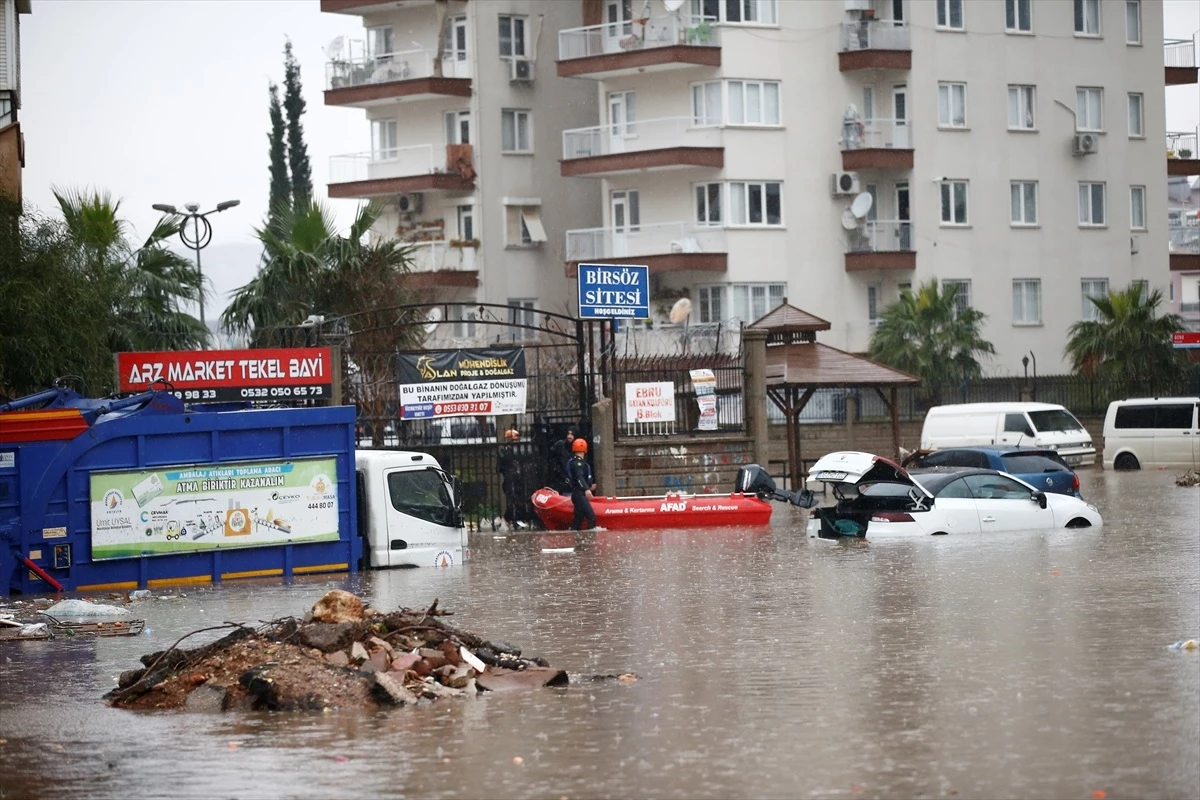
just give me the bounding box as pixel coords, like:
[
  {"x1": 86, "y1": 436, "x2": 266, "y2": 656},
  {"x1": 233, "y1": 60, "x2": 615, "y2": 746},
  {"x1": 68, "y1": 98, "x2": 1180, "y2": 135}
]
[
  {"x1": 1165, "y1": 38, "x2": 1196, "y2": 68},
  {"x1": 558, "y1": 15, "x2": 719, "y2": 60},
  {"x1": 1167, "y1": 131, "x2": 1197, "y2": 158},
  {"x1": 565, "y1": 221, "x2": 726, "y2": 262},
  {"x1": 402, "y1": 240, "x2": 477, "y2": 272},
  {"x1": 1180, "y1": 302, "x2": 1200, "y2": 315},
  {"x1": 1169, "y1": 222, "x2": 1200, "y2": 254},
  {"x1": 846, "y1": 220, "x2": 914, "y2": 253},
  {"x1": 840, "y1": 21, "x2": 911, "y2": 52},
  {"x1": 329, "y1": 145, "x2": 438, "y2": 184},
  {"x1": 326, "y1": 46, "x2": 470, "y2": 90},
  {"x1": 562, "y1": 116, "x2": 723, "y2": 160},
  {"x1": 842, "y1": 117, "x2": 912, "y2": 150}
]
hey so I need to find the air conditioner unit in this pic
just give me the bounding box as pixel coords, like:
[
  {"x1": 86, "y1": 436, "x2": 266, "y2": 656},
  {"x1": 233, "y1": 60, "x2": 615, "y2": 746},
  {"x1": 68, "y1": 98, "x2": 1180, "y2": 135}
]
[
  {"x1": 395, "y1": 193, "x2": 423, "y2": 214},
  {"x1": 509, "y1": 57, "x2": 534, "y2": 82},
  {"x1": 831, "y1": 171, "x2": 860, "y2": 196},
  {"x1": 1073, "y1": 133, "x2": 1099, "y2": 156},
  {"x1": 843, "y1": 0, "x2": 871, "y2": 10}
]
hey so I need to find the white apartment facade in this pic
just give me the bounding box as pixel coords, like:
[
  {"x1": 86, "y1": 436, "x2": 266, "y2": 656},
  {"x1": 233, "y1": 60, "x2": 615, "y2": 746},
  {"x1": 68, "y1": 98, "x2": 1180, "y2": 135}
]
[
  {"x1": 0, "y1": 0, "x2": 30, "y2": 205},
  {"x1": 554, "y1": 0, "x2": 1194, "y2": 374}
]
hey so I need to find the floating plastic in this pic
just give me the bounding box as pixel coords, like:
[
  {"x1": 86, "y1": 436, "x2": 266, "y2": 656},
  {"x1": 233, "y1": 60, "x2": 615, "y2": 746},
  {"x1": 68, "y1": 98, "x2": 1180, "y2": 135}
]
[
  {"x1": 129, "y1": 590, "x2": 151, "y2": 601},
  {"x1": 43, "y1": 599, "x2": 131, "y2": 618},
  {"x1": 1168, "y1": 639, "x2": 1198, "y2": 651}
]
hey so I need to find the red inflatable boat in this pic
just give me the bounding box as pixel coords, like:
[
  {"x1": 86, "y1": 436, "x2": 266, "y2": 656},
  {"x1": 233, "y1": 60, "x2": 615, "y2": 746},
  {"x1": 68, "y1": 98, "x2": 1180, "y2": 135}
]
[{"x1": 530, "y1": 487, "x2": 774, "y2": 531}]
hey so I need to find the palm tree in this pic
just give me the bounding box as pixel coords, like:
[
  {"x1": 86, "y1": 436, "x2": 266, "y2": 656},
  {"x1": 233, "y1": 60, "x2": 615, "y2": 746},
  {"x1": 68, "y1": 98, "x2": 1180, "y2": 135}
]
[
  {"x1": 869, "y1": 279, "x2": 996, "y2": 405},
  {"x1": 1065, "y1": 282, "x2": 1186, "y2": 393}
]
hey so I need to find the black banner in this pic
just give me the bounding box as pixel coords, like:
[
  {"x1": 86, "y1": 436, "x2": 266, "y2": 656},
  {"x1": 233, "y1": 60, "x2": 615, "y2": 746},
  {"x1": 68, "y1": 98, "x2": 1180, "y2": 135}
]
[{"x1": 398, "y1": 348, "x2": 526, "y2": 384}]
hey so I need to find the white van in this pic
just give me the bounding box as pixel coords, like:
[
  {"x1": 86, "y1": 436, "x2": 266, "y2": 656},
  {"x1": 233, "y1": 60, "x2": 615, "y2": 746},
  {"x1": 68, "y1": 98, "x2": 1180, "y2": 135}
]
[
  {"x1": 920, "y1": 402, "x2": 1096, "y2": 466},
  {"x1": 1101, "y1": 397, "x2": 1200, "y2": 470}
]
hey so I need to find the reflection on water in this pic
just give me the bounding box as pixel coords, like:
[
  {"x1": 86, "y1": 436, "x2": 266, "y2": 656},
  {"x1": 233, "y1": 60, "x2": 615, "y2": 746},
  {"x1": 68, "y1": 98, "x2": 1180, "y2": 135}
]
[{"x1": 1, "y1": 470, "x2": 1196, "y2": 799}]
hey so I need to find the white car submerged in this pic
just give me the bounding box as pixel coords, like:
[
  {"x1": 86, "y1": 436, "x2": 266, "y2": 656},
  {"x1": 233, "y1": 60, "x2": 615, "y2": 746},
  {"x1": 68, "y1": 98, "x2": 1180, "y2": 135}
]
[{"x1": 805, "y1": 451, "x2": 1103, "y2": 539}]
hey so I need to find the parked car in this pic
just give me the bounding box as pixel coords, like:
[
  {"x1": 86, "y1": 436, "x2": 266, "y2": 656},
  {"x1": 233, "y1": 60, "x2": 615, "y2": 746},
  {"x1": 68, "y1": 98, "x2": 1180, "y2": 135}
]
[
  {"x1": 920, "y1": 402, "x2": 1096, "y2": 467},
  {"x1": 805, "y1": 451, "x2": 1102, "y2": 539},
  {"x1": 1102, "y1": 397, "x2": 1200, "y2": 470},
  {"x1": 903, "y1": 446, "x2": 1081, "y2": 498}
]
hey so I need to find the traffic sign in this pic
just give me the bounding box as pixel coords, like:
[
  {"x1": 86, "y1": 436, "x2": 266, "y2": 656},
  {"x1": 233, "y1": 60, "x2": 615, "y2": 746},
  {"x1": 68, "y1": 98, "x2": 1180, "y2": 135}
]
[{"x1": 577, "y1": 263, "x2": 649, "y2": 320}]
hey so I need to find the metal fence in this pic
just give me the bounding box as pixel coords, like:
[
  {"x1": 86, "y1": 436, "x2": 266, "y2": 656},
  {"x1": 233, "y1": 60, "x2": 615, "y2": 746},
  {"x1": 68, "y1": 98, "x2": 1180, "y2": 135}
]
[{"x1": 611, "y1": 355, "x2": 745, "y2": 438}]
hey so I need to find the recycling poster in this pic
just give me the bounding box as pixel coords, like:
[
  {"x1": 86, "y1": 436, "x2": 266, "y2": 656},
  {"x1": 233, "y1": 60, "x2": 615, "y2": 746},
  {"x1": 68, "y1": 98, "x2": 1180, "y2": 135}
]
[{"x1": 89, "y1": 458, "x2": 340, "y2": 560}]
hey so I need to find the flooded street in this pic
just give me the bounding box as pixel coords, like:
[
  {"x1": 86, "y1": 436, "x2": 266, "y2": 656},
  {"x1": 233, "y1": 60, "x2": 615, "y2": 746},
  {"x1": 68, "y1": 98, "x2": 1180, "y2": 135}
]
[{"x1": 1, "y1": 469, "x2": 1197, "y2": 800}]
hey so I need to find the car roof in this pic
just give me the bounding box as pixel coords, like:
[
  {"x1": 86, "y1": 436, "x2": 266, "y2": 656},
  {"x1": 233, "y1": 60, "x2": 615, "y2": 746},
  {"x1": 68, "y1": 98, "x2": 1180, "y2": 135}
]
[
  {"x1": 929, "y1": 446, "x2": 1059, "y2": 457},
  {"x1": 907, "y1": 467, "x2": 1018, "y2": 493}
]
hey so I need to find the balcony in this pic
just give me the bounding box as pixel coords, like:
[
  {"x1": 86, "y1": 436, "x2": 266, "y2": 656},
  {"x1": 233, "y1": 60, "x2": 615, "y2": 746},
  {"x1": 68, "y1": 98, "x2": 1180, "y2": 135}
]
[
  {"x1": 1165, "y1": 39, "x2": 1198, "y2": 85},
  {"x1": 321, "y1": 0, "x2": 445, "y2": 13},
  {"x1": 1169, "y1": 221, "x2": 1200, "y2": 272},
  {"x1": 841, "y1": 118, "x2": 913, "y2": 171},
  {"x1": 325, "y1": 47, "x2": 471, "y2": 107},
  {"x1": 561, "y1": 117, "x2": 724, "y2": 177},
  {"x1": 401, "y1": 240, "x2": 479, "y2": 289},
  {"x1": 839, "y1": 21, "x2": 911, "y2": 72},
  {"x1": 844, "y1": 221, "x2": 916, "y2": 272},
  {"x1": 1168, "y1": 131, "x2": 1200, "y2": 177},
  {"x1": 563, "y1": 221, "x2": 727, "y2": 276},
  {"x1": 557, "y1": 15, "x2": 721, "y2": 79},
  {"x1": 327, "y1": 144, "x2": 475, "y2": 199}
]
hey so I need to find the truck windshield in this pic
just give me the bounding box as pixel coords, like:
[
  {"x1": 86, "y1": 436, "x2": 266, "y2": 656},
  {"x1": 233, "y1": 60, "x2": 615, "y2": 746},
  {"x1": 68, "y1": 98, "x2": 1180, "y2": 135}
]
[
  {"x1": 1027, "y1": 409, "x2": 1085, "y2": 433},
  {"x1": 387, "y1": 469, "x2": 455, "y2": 527}
]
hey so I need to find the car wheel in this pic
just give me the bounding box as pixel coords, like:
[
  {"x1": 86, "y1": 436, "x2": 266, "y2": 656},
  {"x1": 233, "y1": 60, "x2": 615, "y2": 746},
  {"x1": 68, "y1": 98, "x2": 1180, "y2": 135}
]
[
  {"x1": 1065, "y1": 518, "x2": 1092, "y2": 528},
  {"x1": 1113, "y1": 453, "x2": 1140, "y2": 471}
]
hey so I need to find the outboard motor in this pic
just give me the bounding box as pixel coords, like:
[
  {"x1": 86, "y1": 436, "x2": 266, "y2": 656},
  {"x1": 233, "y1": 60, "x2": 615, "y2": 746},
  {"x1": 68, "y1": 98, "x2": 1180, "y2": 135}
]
[{"x1": 735, "y1": 464, "x2": 817, "y2": 508}]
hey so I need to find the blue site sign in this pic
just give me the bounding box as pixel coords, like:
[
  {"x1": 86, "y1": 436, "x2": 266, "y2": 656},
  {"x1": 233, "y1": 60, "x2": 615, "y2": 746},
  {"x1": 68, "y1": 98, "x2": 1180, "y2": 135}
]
[{"x1": 577, "y1": 263, "x2": 650, "y2": 320}]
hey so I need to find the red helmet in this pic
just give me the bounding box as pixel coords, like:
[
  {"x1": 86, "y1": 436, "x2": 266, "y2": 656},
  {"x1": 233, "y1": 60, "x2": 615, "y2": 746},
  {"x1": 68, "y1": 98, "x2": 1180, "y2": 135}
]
[{"x1": 572, "y1": 438, "x2": 588, "y2": 454}]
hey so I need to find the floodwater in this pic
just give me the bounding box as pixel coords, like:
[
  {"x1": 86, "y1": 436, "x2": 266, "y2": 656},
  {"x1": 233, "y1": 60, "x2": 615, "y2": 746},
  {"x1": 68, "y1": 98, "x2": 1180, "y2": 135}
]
[{"x1": 0, "y1": 470, "x2": 1197, "y2": 800}]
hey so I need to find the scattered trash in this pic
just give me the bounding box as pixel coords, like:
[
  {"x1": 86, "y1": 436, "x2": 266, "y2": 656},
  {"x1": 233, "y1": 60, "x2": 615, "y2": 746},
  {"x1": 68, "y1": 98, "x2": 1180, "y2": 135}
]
[
  {"x1": 129, "y1": 590, "x2": 151, "y2": 601},
  {"x1": 1175, "y1": 470, "x2": 1199, "y2": 487},
  {"x1": 44, "y1": 599, "x2": 131, "y2": 618},
  {"x1": 512, "y1": 756, "x2": 524, "y2": 765},
  {"x1": 1091, "y1": 790, "x2": 1107, "y2": 799},
  {"x1": 1168, "y1": 639, "x2": 1199, "y2": 651},
  {"x1": 541, "y1": 547, "x2": 575, "y2": 554}
]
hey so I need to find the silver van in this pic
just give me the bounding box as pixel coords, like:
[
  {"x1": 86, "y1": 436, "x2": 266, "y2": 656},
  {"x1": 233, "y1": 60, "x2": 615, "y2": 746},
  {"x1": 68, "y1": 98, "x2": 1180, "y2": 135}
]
[{"x1": 1102, "y1": 398, "x2": 1200, "y2": 470}]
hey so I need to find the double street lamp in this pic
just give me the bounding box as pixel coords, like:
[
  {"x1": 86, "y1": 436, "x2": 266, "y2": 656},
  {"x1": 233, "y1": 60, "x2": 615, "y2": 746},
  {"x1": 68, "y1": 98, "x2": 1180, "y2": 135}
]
[{"x1": 151, "y1": 199, "x2": 241, "y2": 339}]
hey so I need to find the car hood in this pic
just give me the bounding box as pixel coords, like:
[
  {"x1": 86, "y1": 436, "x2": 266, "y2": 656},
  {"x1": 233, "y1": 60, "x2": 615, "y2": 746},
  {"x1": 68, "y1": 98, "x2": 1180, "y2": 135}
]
[{"x1": 808, "y1": 451, "x2": 917, "y2": 488}]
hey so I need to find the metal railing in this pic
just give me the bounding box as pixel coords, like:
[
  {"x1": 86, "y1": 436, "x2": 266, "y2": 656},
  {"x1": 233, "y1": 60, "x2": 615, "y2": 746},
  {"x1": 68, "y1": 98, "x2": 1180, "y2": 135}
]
[
  {"x1": 329, "y1": 145, "x2": 437, "y2": 184},
  {"x1": 565, "y1": 221, "x2": 726, "y2": 262},
  {"x1": 558, "y1": 14, "x2": 719, "y2": 60},
  {"x1": 562, "y1": 116, "x2": 723, "y2": 160},
  {"x1": 845, "y1": 220, "x2": 914, "y2": 253},
  {"x1": 1165, "y1": 38, "x2": 1197, "y2": 68},
  {"x1": 1167, "y1": 130, "x2": 1197, "y2": 158},
  {"x1": 842, "y1": 117, "x2": 912, "y2": 150},
  {"x1": 840, "y1": 20, "x2": 911, "y2": 52},
  {"x1": 1169, "y1": 221, "x2": 1200, "y2": 254},
  {"x1": 612, "y1": 359, "x2": 745, "y2": 437},
  {"x1": 400, "y1": 240, "x2": 478, "y2": 272}
]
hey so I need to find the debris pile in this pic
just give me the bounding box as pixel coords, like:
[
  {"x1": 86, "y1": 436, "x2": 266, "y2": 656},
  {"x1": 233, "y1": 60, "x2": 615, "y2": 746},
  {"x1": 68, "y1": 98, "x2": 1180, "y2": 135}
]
[
  {"x1": 106, "y1": 590, "x2": 569, "y2": 711},
  {"x1": 1176, "y1": 470, "x2": 1200, "y2": 487}
]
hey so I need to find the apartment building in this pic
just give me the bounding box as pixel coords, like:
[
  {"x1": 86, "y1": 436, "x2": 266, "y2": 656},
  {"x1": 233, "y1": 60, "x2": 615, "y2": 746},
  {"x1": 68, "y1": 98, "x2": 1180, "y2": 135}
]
[
  {"x1": 0, "y1": 0, "x2": 30, "y2": 207},
  {"x1": 320, "y1": 0, "x2": 600, "y2": 339},
  {"x1": 553, "y1": 0, "x2": 1196, "y2": 374}
]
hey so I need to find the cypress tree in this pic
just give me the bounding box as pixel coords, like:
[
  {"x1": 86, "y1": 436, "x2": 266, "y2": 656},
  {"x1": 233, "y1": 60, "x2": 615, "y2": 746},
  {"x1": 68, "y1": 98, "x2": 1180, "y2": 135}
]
[
  {"x1": 283, "y1": 39, "x2": 312, "y2": 207},
  {"x1": 267, "y1": 83, "x2": 291, "y2": 221}
]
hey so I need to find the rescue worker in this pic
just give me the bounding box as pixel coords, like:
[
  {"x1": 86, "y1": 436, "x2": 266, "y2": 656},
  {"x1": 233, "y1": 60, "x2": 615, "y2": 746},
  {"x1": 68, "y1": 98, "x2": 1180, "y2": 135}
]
[
  {"x1": 551, "y1": 425, "x2": 582, "y2": 492},
  {"x1": 567, "y1": 437, "x2": 597, "y2": 531},
  {"x1": 498, "y1": 428, "x2": 528, "y2": 530}
]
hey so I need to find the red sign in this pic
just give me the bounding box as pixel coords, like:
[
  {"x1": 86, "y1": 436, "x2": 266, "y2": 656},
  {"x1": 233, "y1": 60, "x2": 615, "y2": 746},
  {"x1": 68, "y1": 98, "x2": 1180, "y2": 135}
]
[
  {"x1": 1172, "y1": 332, "x2": 1200, "y2": 349},
  {"x1": 117, "y1": 348, "x2": 333, "y2": 402}
]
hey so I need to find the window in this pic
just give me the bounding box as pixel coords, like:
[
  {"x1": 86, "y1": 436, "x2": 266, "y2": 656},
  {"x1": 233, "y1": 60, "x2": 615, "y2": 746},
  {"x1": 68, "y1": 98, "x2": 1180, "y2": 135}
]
[
  {"x1": 367, "y1": 25, "x2": 394, "y2": 57},
  {"x1": 445, "y1": 110, "x2": 470, "y2": 145},
  {"x1": 444, "y1": 16, "x2": 467, "y2": 63},
  {"x1": 1131, "y1": 279, "x2": 1148, "y2": 297},
  {"x1": 1006, "y1": 0, "x2": 1031, "y2": 32},
  {"x1": 1125, "y1": 0, "x2": 1141, "y2": 44},
  {"x1": 1130, "y1": 186, "x2": 1146, "y2": 229},
  {"x1": 691, "y1": 0, "x2": 777, "y2": 25},
  {"x1": 606, "y1": 0, "x2": 633, "y2": 35},
  {"x1": 695, "y1": 182, "x2": 722, "y2": 226},
  {"x1": 371, "y1": 119, "x2": 398, "y2": 160},
  {"x1": 456, "y1": 204, "x2": 474, "y2": 241},
  {"x1": 508, "y1": 299, "x2": 536, "y2": 341},
  {"x1": 942, "y1": 280, "x2": 971, "y2": 317},
  {"x1": 698, "y1": 283, "x2": 785, "y2": 323},
  {"x1": 865, "y1": 184, "x2": 878, "y2": 221},
  {"x1": 505, "y1": 204, "x2": 547, "y2": 246},
  {"x1": 1078, "y1": 182, "x2": 1106, "y2": 226},
  {"x1": 1127, "y1": 93, "x2": 1143, "y2": 136},
  {"x1": 940, "y1": 180, "x2": 968, "y2": 225},
  {"x1": 727, "y1": 80, "x2": 781, "y2": 126},
  {"x1": 1003, "y1": 413, "x2": 1035, "y2": 436},
  {"x1": 862, "y1": 86, "x2": 874, "y2": 121},
  {"x1": 1081, "y1": 279, "x2": 1108, "y2": 321},
  {"x1": 501, "y1": 109, "x2": 532, "y2": 153},
  {"x1": 728, "y1": 181, "x2": 783, "y2": 226},
  {"x1": 498, "y1": 15, "x2": 528, "y2": 57},
  {"x1": 936, "y1": 0, "x2": 964, "y2": 30},
  {"x1": 1012, "y1": 279, "x2": 1041, "y2": 325},
  {"x1": 1010, "y1": 181, "x2": 1038, "y2": 226},
  {"x1": 937, "y1": 82, "x2": 967, "y2": 128},
  {"x1": 611, "y1": 189, "x2": 640, "y2": 232},
  {"x1": 1154, "y1": 404, "x2": 1196, "y2": 429},
  {"x1": 449, "y1": 305, "x2": 477, "y2": 338},
  {"x1": 699, "y1": 285, "x2": 723, "y2": 323},
  {"x1": 868, "y1": 284, "x2": 881, "y2": 326},
  {"x1": 1008, "y1": 85, "x2": 1036, "y2": 129},
  {"x1": 608, "y1": 91, "x2": 637, "y2": 137},
  {"x1": 692, "y1": 81, "x2": 722, "y2": 126},
  {"x1": 1074, "y1": 0, "x2": 1100, "y2": 35},
  {"x1": 387, "y1": 470, "x2": 454, "y2": 527},
  {"x1": 1076, "y1": 87, "x2": 1103, "y2": 131}
]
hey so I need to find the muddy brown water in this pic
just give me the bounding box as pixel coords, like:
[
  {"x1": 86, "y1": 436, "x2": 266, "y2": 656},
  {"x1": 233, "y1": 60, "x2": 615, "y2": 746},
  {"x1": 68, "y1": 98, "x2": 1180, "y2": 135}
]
[{"x1": 0, "y1": 469, "x2": 1196, "y2": 800}]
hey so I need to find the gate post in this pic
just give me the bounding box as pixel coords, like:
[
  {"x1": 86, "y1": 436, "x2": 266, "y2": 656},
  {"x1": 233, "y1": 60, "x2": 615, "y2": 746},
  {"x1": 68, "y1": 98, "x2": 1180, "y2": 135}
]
[
  {"x1": 592, "y1": 397, "x2": 616, "y2": 496},
  {"x1": 743, "y1": 327, "x2": 769, "y2": 469}
]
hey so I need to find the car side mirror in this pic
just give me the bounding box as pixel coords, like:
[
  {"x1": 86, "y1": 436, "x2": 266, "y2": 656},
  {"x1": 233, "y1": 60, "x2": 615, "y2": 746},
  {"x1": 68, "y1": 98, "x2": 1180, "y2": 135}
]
[{"x1": 1033, "y1": 491, "x2": 1047, "y2": 509}]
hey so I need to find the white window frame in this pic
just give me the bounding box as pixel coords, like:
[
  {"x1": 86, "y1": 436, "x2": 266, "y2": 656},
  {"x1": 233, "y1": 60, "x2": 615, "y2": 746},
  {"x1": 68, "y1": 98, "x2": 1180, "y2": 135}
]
[
  {"x1": 456, "y1": 204, "x2": 474, "y2": 241},
  {"x1": 691, "y1": 80, "x2": 722, "y2": 127},
  {"x1": 1010, "y1": 181, "x2": 1038, "y2": 226},
  {"x1": 444, "y1": 16, "x2": 468, "y2": 63},
  {"x1": 1125, "y1": 0, "x2": 1141, "y2": 44},
  {"x1": 1076, "y1": 87, "x2": 1103, "y2": 132},
  {"x1": 1081, "y1": 279, "x2": 1108, "y2": 321},
  {"x1": 867, "y1": 283, "x2": 882, "y2": 327},
  {"x1": 498, "y1": 15, "x2": 528, "y2": 58},
  {"x1": 939, "y1": 180, "x2": 969, "y2": 226},
  {"x1": 1130, "y1": 185, "x2": 1146, "y2": 230},
  {"x1": 507, "y1": 298, "x2": 536, "y2": 341},
  {"x1": 698, "y1": 285, "x2": 724, "y2": 324},
  {"x1": 449, "y1": 304, "x2": 478, "y2": 339},
  {"x1": 371, "y1": 119, "x2": 398, "y2": 160},
  {"x1": 694, "y1": 182, "x2": 722, "y2": 226},
  {"x1": 367, "y1": 25, "x2": 394, "y2": 58},
  {"x1": 691, "y1": 0, "x2": 777, "y2": 26},
  {"x1": 936, "y1": 0, "x2": 964, "y2": 30},
  {"x1": 1005, "y1": 0, "x2": 1032, "y2": 33},
  {"x1": 698, "y1": 283, "x2": 785, "y2": 324},
  {"x1": 445, "y1": 110, "x2": 470, "y2": 145},
  {"x1": 1078, "y1": 182, "x2": 1107, "y2": 227},
  {"x1": 1127, "y1": 92, "x2": 1144, "y2": 137},
  {"x1": 1007, "y1": 85, "x2": 1036, "y2": 130},
  {"x1": 505, "y1": 203, "x2": 547, "y2": 247},
  {"x1": 1012, "y1": 279, "x2": 1042, "y2": 326},
  {"x1": 501, "y1": 109, "x2": 532, "y2": 154},
  {"x1": 942, "y1": 279, "x2": 972, "y2": 317},
  {"x1": 728, "y1": 181, "x2": 783, "y2": 227},
  {"x1": 1074, "y1": 0, "x2": 1100, "y2": 36},
  {"x1": 937, "y1": 82, "x2": 967, "y2": 128},
  {"x1": 726, "y1": 80, "x2": 782, "y2": 126}
]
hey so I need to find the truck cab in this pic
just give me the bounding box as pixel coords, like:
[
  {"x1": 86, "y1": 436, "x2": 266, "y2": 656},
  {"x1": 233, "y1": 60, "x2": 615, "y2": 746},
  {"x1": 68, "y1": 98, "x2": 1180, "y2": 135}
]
[{"x1": 354, "y1": 450, "x2": 467, "y2": 569}]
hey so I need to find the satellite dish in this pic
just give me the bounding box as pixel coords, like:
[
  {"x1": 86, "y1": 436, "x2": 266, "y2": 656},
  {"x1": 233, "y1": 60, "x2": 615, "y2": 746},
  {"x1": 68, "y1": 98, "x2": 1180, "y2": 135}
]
[
  {"x1": 850, "y1": 191, "x2": 873, "y2": 219},
  {"x1": 326, "y1": 36, "x2": 344, "y2": 58},
  {"x1": 424, "y1": 306, "x2": 442, "y2": 336},
  {"x1": 669, "y1": 297, "x2": 692, "y2": 324},
  {"x1": 663, "y1": 0, "x2": 686, "y2": 11},
  {"x1": 841, "y1": 209, "x2": 860, "y2": 231}
]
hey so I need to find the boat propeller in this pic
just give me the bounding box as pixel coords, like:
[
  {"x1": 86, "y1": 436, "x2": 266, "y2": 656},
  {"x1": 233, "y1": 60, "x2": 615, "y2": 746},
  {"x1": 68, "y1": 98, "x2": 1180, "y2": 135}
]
[{"x1": 735, "y1": 464, "x2": 818, "y2": 509}]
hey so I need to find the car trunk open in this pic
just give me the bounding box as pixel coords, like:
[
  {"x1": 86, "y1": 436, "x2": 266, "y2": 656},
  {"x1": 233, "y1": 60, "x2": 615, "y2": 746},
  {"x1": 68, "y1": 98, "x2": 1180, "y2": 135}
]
[{"x1": 807, "y1": 452, "x2": 933, "y2": 539}]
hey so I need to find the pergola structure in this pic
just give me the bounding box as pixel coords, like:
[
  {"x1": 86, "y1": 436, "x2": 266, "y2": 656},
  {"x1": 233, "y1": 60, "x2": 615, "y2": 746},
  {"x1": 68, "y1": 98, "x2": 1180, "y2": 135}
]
[{"x1": 749, "y1": 303, "x2": 919, "y2": 488}]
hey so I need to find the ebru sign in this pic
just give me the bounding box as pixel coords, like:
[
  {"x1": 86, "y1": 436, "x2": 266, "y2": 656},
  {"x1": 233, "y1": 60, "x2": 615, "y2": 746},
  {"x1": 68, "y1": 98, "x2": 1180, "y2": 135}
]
[
  {"x1": 117, "y1": 348, "x2": 333, "y2": 402},
  {"x1": 398, "y1": 348, "x2": 527, "y2": 419},
  {"x1": 577, "y1": 263, "x2": 650, "y2": 319}
]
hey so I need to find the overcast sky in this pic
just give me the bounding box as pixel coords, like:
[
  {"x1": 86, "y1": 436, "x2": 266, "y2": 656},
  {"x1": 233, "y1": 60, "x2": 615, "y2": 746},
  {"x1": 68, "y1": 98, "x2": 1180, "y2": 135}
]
[{"x1": 19, "y1": 0, "x2": 1200, "y2": 319}]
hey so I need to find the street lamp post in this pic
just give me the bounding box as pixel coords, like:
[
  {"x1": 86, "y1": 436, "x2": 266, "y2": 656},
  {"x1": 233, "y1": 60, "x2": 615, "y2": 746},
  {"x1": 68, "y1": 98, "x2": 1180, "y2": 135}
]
[{"x1": 151, "y1": 199, "x2": 241, "y2": 344}]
